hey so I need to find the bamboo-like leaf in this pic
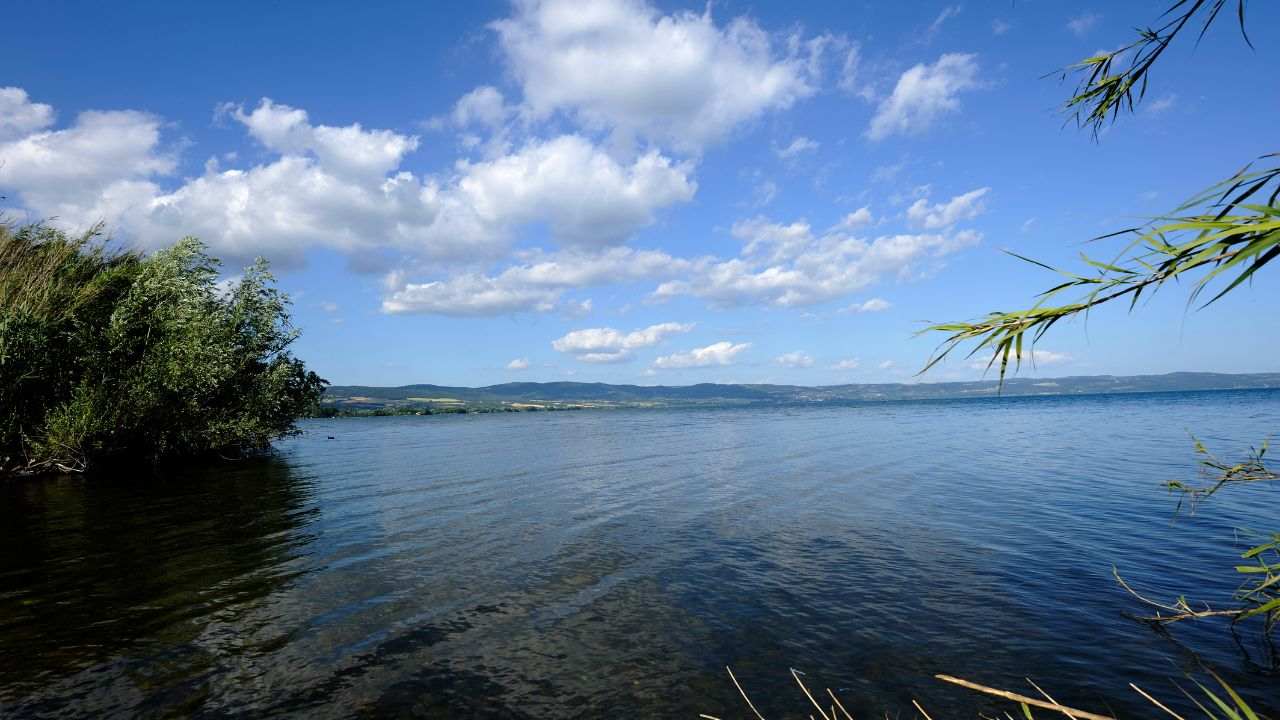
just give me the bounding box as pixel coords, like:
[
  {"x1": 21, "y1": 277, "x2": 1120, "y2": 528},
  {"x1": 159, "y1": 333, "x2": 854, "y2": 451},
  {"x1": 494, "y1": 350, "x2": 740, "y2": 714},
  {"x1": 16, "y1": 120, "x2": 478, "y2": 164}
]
[{"x1": 1237, "y1": 596, "x2": 1280, "y2": 621}]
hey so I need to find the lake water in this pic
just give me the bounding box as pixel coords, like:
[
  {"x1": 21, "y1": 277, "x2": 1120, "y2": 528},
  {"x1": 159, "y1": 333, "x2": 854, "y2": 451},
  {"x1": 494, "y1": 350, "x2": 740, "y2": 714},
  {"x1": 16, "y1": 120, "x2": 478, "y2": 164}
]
[{"x1": 3, "y1": 389, "x2": 1279, "y2": 717}]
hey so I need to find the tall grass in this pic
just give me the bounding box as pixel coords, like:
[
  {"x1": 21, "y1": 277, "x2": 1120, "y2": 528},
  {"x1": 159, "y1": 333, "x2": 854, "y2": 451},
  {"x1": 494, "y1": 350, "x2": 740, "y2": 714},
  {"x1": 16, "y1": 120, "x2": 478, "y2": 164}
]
[
  {"x1": 0, "y1": 222, "x2": 325, "y2": 474},
  {"x1": 708, "y1": 666, "x2": 1263, "y2": 719}
]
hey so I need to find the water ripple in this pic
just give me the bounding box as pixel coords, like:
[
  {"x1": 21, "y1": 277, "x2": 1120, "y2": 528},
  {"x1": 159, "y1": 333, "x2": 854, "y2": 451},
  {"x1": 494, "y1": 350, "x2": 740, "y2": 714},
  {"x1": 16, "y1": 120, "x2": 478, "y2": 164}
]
[{"x1": 2, "y1": 390, "x2": 1278, "y2": 717}]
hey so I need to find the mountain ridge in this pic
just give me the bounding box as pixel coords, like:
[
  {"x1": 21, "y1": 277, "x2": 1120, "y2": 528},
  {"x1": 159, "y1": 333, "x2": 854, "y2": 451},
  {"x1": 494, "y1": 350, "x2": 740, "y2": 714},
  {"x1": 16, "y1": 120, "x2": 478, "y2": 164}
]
[{"x1": 321, "y1": 371, "x2": 1280, "y2": 411}]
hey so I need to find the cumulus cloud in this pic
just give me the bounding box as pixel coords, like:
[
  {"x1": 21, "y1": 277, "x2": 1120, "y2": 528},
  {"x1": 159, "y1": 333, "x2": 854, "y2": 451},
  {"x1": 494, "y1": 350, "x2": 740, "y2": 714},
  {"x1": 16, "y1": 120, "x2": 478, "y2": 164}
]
[
  {"x1": 775, "y1": 351, "x2": 814, "y2": 368},
  {"x1": 969, "y1": 349, "x2": 1071, "y2": 370},
  {"x1": 493, "y1": 0, "x2": 828, "y2": 151},
  {"x1": 906, "y1": 187, "x2": 990, "y2": 229},
  {"x1": 507, "y1": 357, "x2": 531, "y2": 370},
  {"x1": 867, "y1": 53, "x2": 980, "y2": 140},
  {"x1": 552, "y1": 321, "x2": 693, "y2": 363},
  {"x1": 228, "y1": 98, "x2": 419, "y2": 180},
  {"x1": 382, "y1": 272, "x2": 564, "y2": 316},
  {"x1": 830, "y1": 358, "x2": 860, "y2": 370},
  {"x1": 0, "y1": 87, "x2": 55, "y2": 142},
  {"x1": 652, "y1": 216, "x2": 980, "y2": 308},
  {"x1": 775, "y1": 136, "x2": 819, "y2": 159},
  {"x1": 653, "y1": 341, "x2": 750, "y2": 369},
  {"x1": 388, "y1": 191, "x2": 978, "y2": 316},
  {"x1": 383, "y1": 246, "x2": 692, "y2": 315},
  {"x1": 878, "y1": 360, "x2": 895, "y2": 370},
  {"x1": 0, "y1": 89, "x2": 174, "y2": 228},
  {"x1": 0, "y1": 92, "x2": 695, "y2": 271},
  {"x1": 451, "y1": 134, "x2": 695, "y2": 247},
  {"x1": 1067, "y1": 13, "x2": 1100, "y2": 37},
  {"x1": 833, "y1": 206, "x2": 873, "y2": 230},
  {"x1": 842, "y1": 297, "x2": 891, "y2": 313},
  {"x1": 452, "y1": 86, "x2": 513, "y2": 129}
]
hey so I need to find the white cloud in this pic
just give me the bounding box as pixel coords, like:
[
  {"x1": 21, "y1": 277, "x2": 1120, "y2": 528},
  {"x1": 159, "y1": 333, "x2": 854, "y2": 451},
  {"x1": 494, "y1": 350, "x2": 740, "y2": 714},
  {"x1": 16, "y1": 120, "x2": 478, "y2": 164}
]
[
  {"x1": 507, "y1": 357, "x2": 531, "y2": 370},
  {"x1": 842, "y1": 297, "x2": 891, "y2": 313},
  {"x1": 653, "y1": 341, "x2": 750, "y2": 369},
  {"x1": 991, "y1": 19, "x2": 1011, "y2": 36},
  {"x1": 382, "y1": 272, "x2": 564, "y2": 316},
  {"x1": 1145, "y1": 94, "x2": 1176, "y2": 114},
  {"x1": 927, "y1": 5, "x2": 962, "y2": 37},
  {"x1": 0, "y1": 87, "x2": 55, "y2": 142},
  {"x1": 383, "y1": 246, "x2": 691, "y2": 315},
  {"x1": 775, "y1": 136, "x2": 819, "y2": 159},
  {"x1": 652, "y1": 216, "x2": 980, "y2": 308},
  {"x1": 229, "y1": 98, "x2": 419, "y2": 180},
  {"x1": 1067, "y1": 13, "x2": 1100, "y2": 37},
  {"x1": 1, "y1": 92, "x2": 695, "y2": 272},
  {"x1": 871, "y1": 161, "x2": 905, "y2": 183},
  {"x1": 552, "y1": 321, "x2": 693, "y2": 363},
  {"x1": 0, "y1": 90, "x2": 174, "y2": 228},
  {"x1": 838, "y1": 43, "x2": 864, "y2": 96},
  {"x1": 969, "y1": 349, "x2": 1072, "y2": 370},
  {"x1": 867, "y1": 53, "x2": 980, "y2": 140},
  {"x1": 775, "y1": 351, "x2": 814, "y2": 368},
  {"x1": 1026, "y1": 350, "x2": 1071, "y2": 367},
  {"x1": 493, "y1": 0, "x2": 828, "y2": 151},
  {"x1": 450, "y1": 134, "x2": 695, "y2": 248},
  {"x1": 318, "y1": 301, "x2": 339, "y2": 313},
  {"x1": 387, "y1": 192, "x2": 975, "y2": 316},
  {"x1": 834, "y1": 207, "x2": 873, "y2": 230},
  {"x1": 878, "y1": 360, "x2": 895, "y2": 370},
  {"x1": 752, "y1": 178, "x2": 778, "y2": 207},
  {"x1": 906, "y1": 187, "x2": 990, "y2": 229},
  {"x1": 452, "y1": 86, "x2": 513, "y2": 129},
  {"x1": 830, "y1": 358, "x2": 860, "y2": 370}
]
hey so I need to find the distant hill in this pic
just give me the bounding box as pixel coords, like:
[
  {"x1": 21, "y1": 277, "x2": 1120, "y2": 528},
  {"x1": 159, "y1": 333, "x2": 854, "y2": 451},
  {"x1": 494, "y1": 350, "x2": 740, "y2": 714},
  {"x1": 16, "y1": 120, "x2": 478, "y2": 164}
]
[{"x1": 321, "y1": 372, "x2": 1280, "y2": 412}]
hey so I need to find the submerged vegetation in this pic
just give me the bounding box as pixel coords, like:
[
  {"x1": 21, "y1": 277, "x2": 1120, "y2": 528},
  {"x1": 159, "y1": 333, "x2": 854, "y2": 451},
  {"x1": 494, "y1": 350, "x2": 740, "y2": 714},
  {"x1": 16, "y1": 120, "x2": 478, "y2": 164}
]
[{"x1": 0, "y1": 223, "x2": 325, "y2": 474}]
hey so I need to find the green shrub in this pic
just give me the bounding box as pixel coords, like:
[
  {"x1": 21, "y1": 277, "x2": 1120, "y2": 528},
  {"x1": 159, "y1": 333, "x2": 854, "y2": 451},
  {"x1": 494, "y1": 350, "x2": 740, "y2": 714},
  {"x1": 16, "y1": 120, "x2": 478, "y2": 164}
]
[{"x1": 0, "y1": 223, "x2": 325, "y2": 473}]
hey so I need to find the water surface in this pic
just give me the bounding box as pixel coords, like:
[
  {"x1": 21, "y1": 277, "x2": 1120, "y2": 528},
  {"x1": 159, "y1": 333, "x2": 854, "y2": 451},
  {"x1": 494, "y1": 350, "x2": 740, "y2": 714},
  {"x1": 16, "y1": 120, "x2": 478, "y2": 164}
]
[{"x1": 3, "y1": 390, "x2": 1278, "y2": 717}]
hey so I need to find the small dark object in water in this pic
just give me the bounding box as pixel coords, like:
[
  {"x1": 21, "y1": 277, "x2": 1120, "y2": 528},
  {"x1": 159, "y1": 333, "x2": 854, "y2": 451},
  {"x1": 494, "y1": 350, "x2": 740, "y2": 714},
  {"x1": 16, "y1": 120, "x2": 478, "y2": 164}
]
[{"x1": 327, "y1": 436, "x2": 335, "y2": 440}]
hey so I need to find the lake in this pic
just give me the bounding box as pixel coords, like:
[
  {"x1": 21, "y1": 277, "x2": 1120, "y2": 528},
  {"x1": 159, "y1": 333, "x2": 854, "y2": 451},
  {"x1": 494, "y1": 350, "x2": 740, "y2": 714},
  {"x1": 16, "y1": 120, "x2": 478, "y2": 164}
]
[{"x1": 3, "y1": 389, "x2": 1278, "y2": 717}]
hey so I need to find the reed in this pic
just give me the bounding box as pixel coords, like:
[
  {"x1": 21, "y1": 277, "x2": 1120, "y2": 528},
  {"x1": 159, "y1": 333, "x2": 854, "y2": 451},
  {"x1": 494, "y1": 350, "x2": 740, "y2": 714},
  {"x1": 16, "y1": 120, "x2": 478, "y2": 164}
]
[
  {"x1": 706, "y1": 666, "x2": 1262, "y2": 720},
  {"x1": 0, "y1": 222, "x2": 325, "y2": 474}
]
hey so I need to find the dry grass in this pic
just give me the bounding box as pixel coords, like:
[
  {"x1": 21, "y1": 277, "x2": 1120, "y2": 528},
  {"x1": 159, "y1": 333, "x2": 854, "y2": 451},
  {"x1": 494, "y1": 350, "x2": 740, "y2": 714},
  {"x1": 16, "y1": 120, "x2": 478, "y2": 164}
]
[{"x1": 703, "y1": 666, "x2": 1262, "y2": 719}]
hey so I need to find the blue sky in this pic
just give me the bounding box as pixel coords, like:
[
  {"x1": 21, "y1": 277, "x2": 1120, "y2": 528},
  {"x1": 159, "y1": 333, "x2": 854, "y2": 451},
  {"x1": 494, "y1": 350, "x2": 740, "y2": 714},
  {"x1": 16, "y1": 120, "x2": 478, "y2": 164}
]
[{"x1": 4, "y1": 0, "x2": 1278, "y2": 386}]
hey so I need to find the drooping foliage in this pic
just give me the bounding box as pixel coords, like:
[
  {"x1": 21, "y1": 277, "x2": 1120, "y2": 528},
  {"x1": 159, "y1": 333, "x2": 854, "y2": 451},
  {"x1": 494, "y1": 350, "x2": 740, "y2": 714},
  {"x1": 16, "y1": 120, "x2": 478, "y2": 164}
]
[
  {"x1": 923, "y1": 0, "x2": 1271, "y2": 381},
  {"x1": 0, "y1": 223, "x2": 326, "y2": 473},
  {"x1": 919, "y1": 0, "x2": 1280, "y2": 654}
]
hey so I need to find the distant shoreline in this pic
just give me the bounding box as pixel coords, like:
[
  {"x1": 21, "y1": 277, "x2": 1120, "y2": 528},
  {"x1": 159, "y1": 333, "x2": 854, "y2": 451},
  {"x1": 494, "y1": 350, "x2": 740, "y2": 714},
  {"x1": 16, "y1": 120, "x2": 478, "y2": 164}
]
[{"x1": 314, "y1": 372, "x2": 1280, "y2": 416}]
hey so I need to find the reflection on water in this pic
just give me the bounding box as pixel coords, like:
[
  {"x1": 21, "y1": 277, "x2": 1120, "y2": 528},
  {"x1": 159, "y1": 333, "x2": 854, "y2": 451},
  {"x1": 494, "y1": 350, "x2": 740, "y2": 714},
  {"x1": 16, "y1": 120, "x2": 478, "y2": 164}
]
[
  {"x1": 1, "y1": 390, "x2": 1278, "y2": 717},
  {"x1": 0, "y1": 458, "x2": 318, "y2": 716}
]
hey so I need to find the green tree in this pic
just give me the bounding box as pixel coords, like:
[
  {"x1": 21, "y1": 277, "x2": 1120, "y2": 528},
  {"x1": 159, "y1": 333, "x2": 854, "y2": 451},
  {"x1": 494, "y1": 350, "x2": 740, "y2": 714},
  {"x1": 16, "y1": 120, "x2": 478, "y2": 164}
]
[{"x1": 0, "y1": 223, "x2": 326, "y2": 473}]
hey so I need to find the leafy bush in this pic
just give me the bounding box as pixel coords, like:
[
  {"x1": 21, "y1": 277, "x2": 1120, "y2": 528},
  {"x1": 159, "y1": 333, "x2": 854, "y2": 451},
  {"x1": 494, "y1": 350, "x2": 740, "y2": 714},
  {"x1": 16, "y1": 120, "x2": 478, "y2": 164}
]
[{"x1": 0, "y1": 223, "x2": 325, "y2": 473}]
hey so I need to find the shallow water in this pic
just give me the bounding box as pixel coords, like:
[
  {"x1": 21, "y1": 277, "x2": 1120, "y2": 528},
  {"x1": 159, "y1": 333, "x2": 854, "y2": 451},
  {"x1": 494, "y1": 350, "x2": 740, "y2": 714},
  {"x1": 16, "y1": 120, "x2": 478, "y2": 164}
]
[{"x1": 3, "y1": 389, "x2": 1279, "y2": 717}]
